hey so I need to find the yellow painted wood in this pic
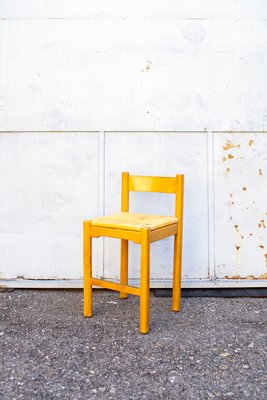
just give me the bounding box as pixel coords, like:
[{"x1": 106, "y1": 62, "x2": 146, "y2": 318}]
[
  {"x1": 129, "y1": 175, "x2": 177, "y2": 194},
  {"x1": 120, "y1": 239, "x2": 128, "y2": 298},
  {"x1": 91, "y1": 278, "x2": 140, "y2": 296},
  {"x1": 140, "y1": 228, "x2": 150, "y2": 334},
  {"x1": 91, "y1": 212, "x2": 177, "y2": 231},
  {"x1": 175, "y1": 174, "x2": 185, "y2": 219},
  {"x1": 121, "y1": 172, "x2": 129, "y2": 212},
  {"x1": 150, "y1": 223, "x2": 178, "y2": 243},
  {"x1": 172, "y1": 174, "x2": 184, "y2": 312},
  {"x1": 83, "y1": 172, "x2": 184, "y2": 333},
  {"x1": 90, "y1": 225, "x2": 141, "y2": 244},
  {"x1": 83, "y1": 220, "x2": 92, "y2": 317}
]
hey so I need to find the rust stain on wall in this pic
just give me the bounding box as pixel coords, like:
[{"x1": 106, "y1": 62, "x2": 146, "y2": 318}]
[
  {"x1": 248, "y1": 140, "x2": 254, "y2": 146},
  {"x1": 258, "y1": 220, "x2": 266, "y2": 228},
  {"x1": 228, "y1": 154, "x2": 234, "y2": 159},
  {"x1": 223, "y1": 140, "x2": 241, "y2": 151},
  {"x1": 145, "y1": 60, "x2": 152, "y2": 72},
  {"x1": 225, "y1": 273, "x2": 267, "y2": 280},
  {"x1": 259, "y1": 168, "x2": 263, "y2": 175},
  {"x1": 224, "y1": 167, "x2": 231, "y2": 176}
]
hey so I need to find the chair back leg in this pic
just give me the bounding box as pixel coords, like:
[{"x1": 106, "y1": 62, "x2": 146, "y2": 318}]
[
  {"x1": 83, "y1": 221, "x2": 93, "y2": 317},
  {"x1": 120, "y1": 239, "x2": 129, "y2": 299}
]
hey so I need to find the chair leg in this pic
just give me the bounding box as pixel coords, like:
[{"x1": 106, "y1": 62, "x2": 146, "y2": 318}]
[
  {"x1": 140, "y1": 228, "x2": 150, "y2": 334},
  {"x1": 120, "y1": 239, "x2": 129, "y2": 299},
  {"x1": 83, "y1": 221, "x2": 92, "y2": 317},
  {"x1": 172, "y1": 232, "x2": 182, "y2": 312}
]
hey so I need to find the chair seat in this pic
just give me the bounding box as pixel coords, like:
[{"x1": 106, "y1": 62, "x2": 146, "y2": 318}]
[{"x1": 91, "y1": 212, "x2": 178, "y2": 232}]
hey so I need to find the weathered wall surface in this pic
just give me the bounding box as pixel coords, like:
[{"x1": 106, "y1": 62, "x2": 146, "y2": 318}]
[
  {"x1": 0, "y1": 1, "x2": 266, "y2": 287},
  {"x1": 214, "y1": 132, "x2": 267, "y2": 281}
]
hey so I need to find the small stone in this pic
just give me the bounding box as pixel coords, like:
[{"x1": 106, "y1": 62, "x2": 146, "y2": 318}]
[
  {"x1": 207, "y1": 392, "x2": 215, "y2": 398},
  {"x1": 220, "y1": 352, "x2": 231, "y2": 358},
  {"x1": 168, "y1": 370, "x2": 179, "y2": 384},
  {"x1": 109, "y1": 386, "x2": 116, "y2": 394}
]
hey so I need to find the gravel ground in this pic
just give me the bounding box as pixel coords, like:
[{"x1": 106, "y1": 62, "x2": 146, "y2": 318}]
[{"x1": 0, "y1": 289, "x2": 266, "y2": 400}]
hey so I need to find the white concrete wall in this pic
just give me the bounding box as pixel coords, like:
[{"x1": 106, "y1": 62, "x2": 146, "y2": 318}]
[{"x1": 0, "y1": 1, "x2": 266, "y2": 287}]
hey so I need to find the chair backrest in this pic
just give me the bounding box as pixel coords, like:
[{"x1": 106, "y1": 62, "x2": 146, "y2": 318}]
[{"x1": 121, "y1": 172, "x2": 184, "y2": 219}]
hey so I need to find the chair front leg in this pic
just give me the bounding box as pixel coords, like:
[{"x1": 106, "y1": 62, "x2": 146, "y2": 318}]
[
  {"x1": 83, "y1": 220, "x2": 92, "y2": 317},
  {"x1": 120, "y1": 239, "x2": 129, "y2": 299},
  {"x1": 140, "y1": 228, "x2": 150, "y2": 334},
  {"x1": 172, "y1": 231, "x2": 182, "y2": 312}
]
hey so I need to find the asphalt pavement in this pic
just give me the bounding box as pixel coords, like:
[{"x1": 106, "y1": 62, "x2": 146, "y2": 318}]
[{"x1": 1, "y1": 289, "x2": 266, "y2": 399}]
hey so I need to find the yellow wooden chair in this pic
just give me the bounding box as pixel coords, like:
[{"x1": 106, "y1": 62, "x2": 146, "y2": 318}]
[{"x1": 83, "y1": 172, "x2": 184, "y2": 333}]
